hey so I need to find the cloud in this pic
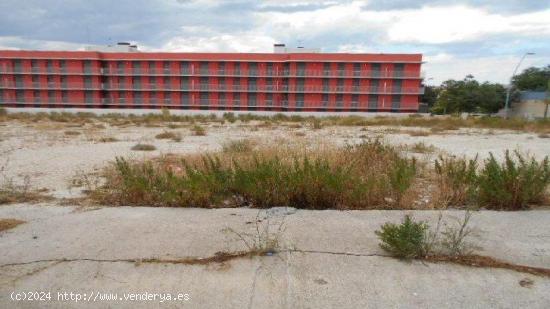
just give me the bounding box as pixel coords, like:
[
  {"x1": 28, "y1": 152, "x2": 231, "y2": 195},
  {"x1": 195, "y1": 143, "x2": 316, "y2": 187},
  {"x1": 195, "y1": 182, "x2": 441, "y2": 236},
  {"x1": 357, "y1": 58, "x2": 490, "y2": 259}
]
[{"x1": 158, "y1": 30, "x2": 277, "y2": 52}]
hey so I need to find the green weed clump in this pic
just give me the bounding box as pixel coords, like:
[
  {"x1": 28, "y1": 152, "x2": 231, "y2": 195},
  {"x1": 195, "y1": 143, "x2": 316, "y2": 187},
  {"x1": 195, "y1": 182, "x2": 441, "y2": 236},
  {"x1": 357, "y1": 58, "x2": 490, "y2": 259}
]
[
  {"x1": 131, "y1": 144, "x2": 156, "y2": 151},
  {"x1": 97, "y1": 140, "x2": 418, "y2": 209},
  {"x1": 477, "y1": 151, "x2": 550, "y2": 210},
  {"x1": 191, "y1": 125, "x2": 207, "y2": 136},
  {"x1": 375, "y1": 215, "x2": 429, "y2": 259},
  {"x1": 434, "y1": 152, "x2": 550, "y2": 210}
]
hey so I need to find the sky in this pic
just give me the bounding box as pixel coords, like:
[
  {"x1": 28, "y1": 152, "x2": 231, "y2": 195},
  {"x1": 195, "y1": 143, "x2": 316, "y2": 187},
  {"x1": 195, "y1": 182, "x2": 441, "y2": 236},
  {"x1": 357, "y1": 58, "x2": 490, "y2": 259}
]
[{"x1": 0, "y1": 0, "x2": 548, "y2": 84}]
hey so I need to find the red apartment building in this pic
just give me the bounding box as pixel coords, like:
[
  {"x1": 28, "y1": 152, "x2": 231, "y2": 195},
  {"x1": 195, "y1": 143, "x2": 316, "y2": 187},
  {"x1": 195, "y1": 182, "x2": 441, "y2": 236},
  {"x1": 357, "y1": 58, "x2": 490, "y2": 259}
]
[{"x1": 0, "y1": 44, "x2": 424, "y2": 112}]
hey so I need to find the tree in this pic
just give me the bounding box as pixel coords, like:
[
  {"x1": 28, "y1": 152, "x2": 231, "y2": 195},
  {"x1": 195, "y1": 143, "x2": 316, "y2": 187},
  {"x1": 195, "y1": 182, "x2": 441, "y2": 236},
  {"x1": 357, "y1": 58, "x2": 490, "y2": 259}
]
[
  {"x1": 421, "y1": 85, "x2": 439, "y2": 108},
  {"x1": 431, "y1": 75, "x2": 508, "y2": 114},
  {"x1": 512, "y1": 65, "x2": 550, "y2": 91}
]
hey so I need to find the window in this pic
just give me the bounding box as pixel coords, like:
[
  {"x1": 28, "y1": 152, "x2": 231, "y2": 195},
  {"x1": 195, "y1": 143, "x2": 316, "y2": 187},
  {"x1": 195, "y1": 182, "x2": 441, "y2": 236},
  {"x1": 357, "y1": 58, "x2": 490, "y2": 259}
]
[
  {"x1": 338, "y1": 63, "x2": 345, "y2": 76},
  {"x1": 178, "y1": 62, "x2": 188, "y2": 75},
  {"x1": 47, "y1": 60, "x2": 53, "y2": 73},
  {"x1": 392, "y1": 95, "x2": 401, "y2": 109},
  {"x1": 248, "y1": 63, "x2": 258, "y2": 76},
  {"x1": 394, "y1": 63, "x2": 405, "y2": 77},
  {"x1": 48, "y1": 91, "x2": 55, "y2": 103},
  {"x1": 219, "y1": 93, "x2": 226, "y2": 105},
  {"x1": 132, "y1": 62, "x2": 141, "y2": 74},
  {"x1": 296, "y1": 62, "x2": 305, "y2": 76},
  {"x1": 353, "y1": 63, "x2": 361, "y2": 76},
  {"x1": 200, "y1": 92, "x2": 209, "y2": 105},
  {"x1": 62, "y1": 91, "x2": 68, "y2": 103},
  {"x1": 218, "y1": 77, "x2": 226, "y2": 90},
  {"x1": 150, "y1": 76, "x2": 157, "y2": 90},
  {"x1": 370, "y1": 79, "x2": 379, "y2": 92},
  {"x1": 369, "y1": 94, "x2": 378, "y2": 108},
  {"x1": 31, "y1": 60, "x2": 39, "y2": 73},
  {"x1": 180, "y1": 92, "x2": 189, "y2": 104},
  {"x1": 0, "y1": 90, "x2": 4, "y2": 102},
  {"x1": 336, "y1": 94, "x2": 343, "y2": 108},
  {"x1": 233, "y1": 77, "x2": 241, "y2": 90},
  {"x1": 200, "y1": 77, "x2": 208, "y2": 90},
  {"x1": 83, "y1": 60, "x2": 92, "y2": 74},
  {"x1": 148, "y1": 61, "x2": 156, "y2": 73},
  {"x1": 119, "y1": 77, "x2": 127, "y2": 88},
  {"x1": 163, "y1": 61, "x2": 171, "y2": 73},
  {"x1": 322, "y1": 94, "x2": 329, "y2": 107},
  {"x1": 34, "y1": 91, "x2": 40, "y2": 103},
  {"x1": 61, "y1": 76, "x2": 67, "y2": 89},
  {"x1": 118, "y1": 91, "x2": 126, "y2": 103},
  {"x1": 371, "y1": 63, "x2": 381, "y2": 77},
  {"x1": 150, "y1": 91, "x2": 158, "y2": 104},
  {"x1": 85, "y1": 91, "x2": 93, "y2": 104},
  {"x1": 337, "y1": 79, "x2": 344, "y2": 91},
  {"x1": 60, "y1": 60, "x2": 66, "y2": 73},
  {"x1": 265, "y1": 93, "x2": 273, "y2": 106},
  {"x1": 234, "y1": 63, "x2": 241, "y2": 75},
  {"x1": 132, "y1": 77, "x2": 141, "y2": 89},
  {"x1": 248, "y1": 93, "x2": 256, "y2": 106},
  {"x1": 266, "y1": 63, "x2": 273, "y2": 76},
  {"x1": 134, "y1": 92, "x2": 143, "y2": 104},
  {"x1": 323, "y1": 79, "x2": 329, "y2": 91},
  {"x1": 164, "y1": 76, "x2": 171, "y2": 89},
  {"x1": 351, "y1": 94, "x2": 359, "y2": 108},
  {"x1": 16, "y1": 90, "x2": 25, "y2": 102},
  {"x1": 353, "y1": 79, "x2": 360, "y2": 91},
  {"x1": 266, "y1": 77, "x2": 273, "y2": 91},
  {"x1": 180, "y1": 77, "x2": 189, "y2": 90},
  {"x1": 13, "y1": 59, "x2": 22, "y2": 72},
  {"x1": 248, "y1": 78, "x2": 257, "y2": 91},
  {"x1": 15, "y1": 76, "x2": 23, "y2": 88},
  {"x1": 32, "y1": 75, "x2": 39, "y2": 87},
  {"x1": 47, "y1": 75, "x2": 55, "y2": 87},
  {"x1": 323, "y1": 63, "x2": 331, "y2": 76},
  {"x1": 393, "y1": 80, "x2": 402, "y2": 93},
  {"x1": 218, "y1": 62, "x2": 225, "y2": 75},
  {"x1": 84, "y1": 76, "x2": 92, "y2": 89},
  {"x1": 296, "y1": 93, "x2": 304, "y2": 107},
  {"x1": 234, "y1": 92, "x2": 240, "y2": 106},
  {"x1": 296, "y1": 78, "x2": 305, "y2": 92},
  {"x1": 200, "y1": 62, "x2": 209, "y2": 75},
  {"x1": 117, "y1": 61, "x2": 125, "y2": 73}
]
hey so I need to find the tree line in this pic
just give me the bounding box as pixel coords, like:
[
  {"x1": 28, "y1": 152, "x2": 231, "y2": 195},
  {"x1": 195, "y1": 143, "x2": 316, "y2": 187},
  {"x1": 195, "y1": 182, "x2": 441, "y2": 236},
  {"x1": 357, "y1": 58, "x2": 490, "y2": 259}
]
[{"x1": 423, "y1": 65, "x2": 549, "y2": 114}]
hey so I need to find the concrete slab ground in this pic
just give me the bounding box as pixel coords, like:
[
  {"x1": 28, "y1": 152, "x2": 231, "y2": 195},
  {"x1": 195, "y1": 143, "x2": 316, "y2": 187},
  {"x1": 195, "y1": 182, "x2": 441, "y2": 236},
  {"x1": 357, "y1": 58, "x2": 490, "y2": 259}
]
[{"x1": 1, "y1": 204, "x2": 549, "y2": 308}]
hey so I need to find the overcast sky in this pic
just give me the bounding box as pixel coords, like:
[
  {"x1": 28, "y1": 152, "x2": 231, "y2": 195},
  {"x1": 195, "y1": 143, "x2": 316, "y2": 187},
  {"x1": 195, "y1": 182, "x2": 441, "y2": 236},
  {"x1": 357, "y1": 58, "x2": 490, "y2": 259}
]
[{"x1": 0, "y1": 0, "x2": 548, "y2": 84}]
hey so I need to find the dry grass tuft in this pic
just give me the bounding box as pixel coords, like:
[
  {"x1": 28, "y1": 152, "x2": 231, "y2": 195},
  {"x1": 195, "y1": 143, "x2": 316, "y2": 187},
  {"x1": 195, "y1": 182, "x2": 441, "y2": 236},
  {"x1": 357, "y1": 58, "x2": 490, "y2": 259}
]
[
  {"x1": 131, "y1": 144, "x2": 156, "y2": 151},
  {"x1": 64, "y1": 130, "x2": 81, "y2": 136},
  {"x1": 191, "y1": 125, "x2": 207, "y2": 136},
  {"x1": 0, "y1": 218, "x2": 26, "y2": 232}
]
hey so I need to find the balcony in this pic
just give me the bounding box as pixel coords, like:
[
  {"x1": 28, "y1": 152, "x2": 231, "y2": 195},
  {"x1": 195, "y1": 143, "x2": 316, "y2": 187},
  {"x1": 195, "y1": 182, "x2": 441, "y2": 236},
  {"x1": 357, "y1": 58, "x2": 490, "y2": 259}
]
[
  {"x1": 0, "y1": 81, "x2": 425, "y2": 94},
  {"x1": 0, "y1": 67, "x2": 101, "y2": 75}
]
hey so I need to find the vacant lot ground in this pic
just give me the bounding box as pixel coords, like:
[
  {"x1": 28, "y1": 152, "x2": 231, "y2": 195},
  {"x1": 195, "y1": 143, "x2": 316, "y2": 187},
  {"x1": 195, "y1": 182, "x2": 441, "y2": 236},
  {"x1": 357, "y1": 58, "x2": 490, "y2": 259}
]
[{"x1": 1, "y1": 113, "x2": 549, "y2": 308}]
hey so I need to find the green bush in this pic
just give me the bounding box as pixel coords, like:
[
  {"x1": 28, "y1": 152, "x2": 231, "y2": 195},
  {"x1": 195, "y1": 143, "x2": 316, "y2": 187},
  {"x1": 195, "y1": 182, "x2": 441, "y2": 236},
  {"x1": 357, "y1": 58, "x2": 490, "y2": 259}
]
[
  {"x1": 375, "y1": 215, "x2": 429, "y2": 259},
  {"x1": 477, "y1": 151, "x2": 550, "y2": 210}
]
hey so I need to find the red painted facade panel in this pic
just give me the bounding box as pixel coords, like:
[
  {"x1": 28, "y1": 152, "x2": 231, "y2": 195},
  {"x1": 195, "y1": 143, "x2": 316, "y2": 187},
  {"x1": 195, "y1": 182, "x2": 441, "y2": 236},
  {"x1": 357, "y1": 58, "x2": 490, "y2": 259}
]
[{"x1": 0, "y1": 50, "x2": 423, "y2": 112}]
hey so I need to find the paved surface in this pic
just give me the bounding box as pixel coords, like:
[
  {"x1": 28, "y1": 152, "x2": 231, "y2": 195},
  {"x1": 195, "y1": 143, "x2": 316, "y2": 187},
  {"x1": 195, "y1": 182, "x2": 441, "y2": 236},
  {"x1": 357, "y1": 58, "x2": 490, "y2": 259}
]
[{"x1": 1, "y1": 204, "x2": 549, "y2": 308}]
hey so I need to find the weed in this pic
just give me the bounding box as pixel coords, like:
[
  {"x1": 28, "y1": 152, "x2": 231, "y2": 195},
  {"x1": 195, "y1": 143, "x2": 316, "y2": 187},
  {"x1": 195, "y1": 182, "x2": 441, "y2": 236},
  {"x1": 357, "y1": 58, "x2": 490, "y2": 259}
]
[
  {"x1": 438, "y1": 211, "x2": 476, "y2": 256},
  {"x1": 375, "y1": 215, "x2": 429, "y2": 259},
  {"x1": 98, "y1": 137, "x2": 119, "y2": 143},
  {"x1": 131, "y1": 144, "x2": 156, "y2": 151},
  {"x1": 155, "y1": 131, "x2": 181, "y2": 141},
  {"x1": 311, "y1": 118, "x2": 322, "y2": 130},
  {"x1": 224, "y1": 210, "x2": 286, "y2": 255},
  {"x1": 64, "y1": 130, "x2": 81, "y2": 136},
  {"x1": 409, "y1": 142, "x2": 436, "y2": 154},
  {"x1": 191, "y1": 125, "x2": 207, "y2": 136},
  {"x1": 222, "y1": 139, "x2": 254, "y2": 153},
  {"x1": 477, "y1": 151, "x2": 550, "y2": 210},
  {"x1": 0, "y1": 218, "x2": 26, "y2": 232},
  {"x1": 434, "y1": 156, "x2": 478, "y2": 207}
]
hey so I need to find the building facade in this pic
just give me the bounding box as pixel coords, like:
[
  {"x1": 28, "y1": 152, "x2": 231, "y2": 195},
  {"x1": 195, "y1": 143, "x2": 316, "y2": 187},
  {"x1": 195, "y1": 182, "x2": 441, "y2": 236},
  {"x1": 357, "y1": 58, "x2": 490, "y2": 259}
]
[{"x1": 0, "y1": 47, "x2": 424, "y2": 112}]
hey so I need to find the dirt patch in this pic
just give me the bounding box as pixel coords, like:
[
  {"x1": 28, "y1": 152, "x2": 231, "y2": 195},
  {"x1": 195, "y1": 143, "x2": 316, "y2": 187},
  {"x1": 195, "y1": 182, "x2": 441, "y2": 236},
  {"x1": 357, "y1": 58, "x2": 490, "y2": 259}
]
[
  {"x1": 425, "y1": 254, "x2": 550, "y2": 278},
  {"x1": 0, "y1": 218, "x2": 26, "y2": 232}
]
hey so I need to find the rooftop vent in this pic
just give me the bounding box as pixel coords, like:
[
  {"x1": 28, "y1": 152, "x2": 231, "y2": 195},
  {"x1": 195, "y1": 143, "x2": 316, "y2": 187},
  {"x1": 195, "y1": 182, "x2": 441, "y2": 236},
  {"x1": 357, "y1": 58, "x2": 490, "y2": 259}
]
[{"x1": 273, "y1": 43, "x2": 320, "y2": 54}]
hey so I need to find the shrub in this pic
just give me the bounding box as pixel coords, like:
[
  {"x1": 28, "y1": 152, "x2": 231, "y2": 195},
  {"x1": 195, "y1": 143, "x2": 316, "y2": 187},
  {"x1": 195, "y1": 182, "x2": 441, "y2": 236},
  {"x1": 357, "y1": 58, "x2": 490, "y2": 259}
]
[
  {"x1": 222, "y1": 139, "x2": 254, "y2": 153},
  {"x1": 222, "y1": 112, "x2": 237, "y2": 123},
  {"x1": 434, "y1": 156, "x2": 478, "y2": 207},
  {"x1": 155, "y1": 131, "x2": 181, "y2": 141},
  {"x1": 375, "y1": 215, "x2": 429, "y2": 259},
  {"x1": 477, "y1": 151, "x2": 550, "y2": 210},
  {"x1": 409, "y1": 142, "x2": 435, "y2": 153},
  {"x1": 191, "y1": 125, "x2": 206, "y2": 136},
  {"x1": 97, "y1": 140, "x2": 418, "y2": 209},
  {"x1": 131, "y1": 144, "x2": 156, "y2": 151}
]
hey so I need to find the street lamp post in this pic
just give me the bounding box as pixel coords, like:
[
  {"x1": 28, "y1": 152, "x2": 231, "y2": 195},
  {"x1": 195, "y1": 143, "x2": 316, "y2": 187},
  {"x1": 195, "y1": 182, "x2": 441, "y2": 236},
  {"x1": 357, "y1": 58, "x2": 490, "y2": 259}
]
[{"x1": 504, "y1": 52, "x2": 535, "y2": 118}]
